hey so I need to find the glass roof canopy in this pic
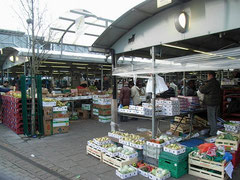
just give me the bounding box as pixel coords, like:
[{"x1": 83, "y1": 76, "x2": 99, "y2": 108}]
[{"x1": 49, "y1": 9, "x2": 113, "y2": 46}]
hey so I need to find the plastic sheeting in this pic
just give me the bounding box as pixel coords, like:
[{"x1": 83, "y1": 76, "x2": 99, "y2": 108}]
[
  {"x1": 113, "y1": 47, "x2": 240, "y2": 77},
  {"x1": 146, "y1": 75, "x2": 168, "y2": 94}
]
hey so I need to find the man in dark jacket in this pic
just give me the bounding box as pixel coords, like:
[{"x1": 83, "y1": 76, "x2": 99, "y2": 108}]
[
  {"x1": 199, "y1": 71, "x2": 221, "y2": 136},
  {"x1": 119, "y1": 81, "x2": 131, "y2": 122},
  {"x1": 119, "y1": 81, "x2": 131, "y2": 107}
]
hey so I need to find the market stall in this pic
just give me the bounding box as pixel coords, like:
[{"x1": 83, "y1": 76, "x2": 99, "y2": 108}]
[{"x1": 90, "y1": 0, "x2": 240, "y2": 179}]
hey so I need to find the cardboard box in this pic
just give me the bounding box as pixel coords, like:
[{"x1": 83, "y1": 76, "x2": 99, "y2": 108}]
[
  {"x1": 53, "y1": 126, "x2": 69, "y2": 134},
  {"x1": 43, "y1": 107, "x2": 53, "y2": 120},
  {"x1": 43, "y1": 120, "x2": 52, "y2": 136},
  {"x1": 53, "y1": 111, "x2": 69, "y2": 119},
  {"x1": 53, "y1": 106, "x2": 68, "y2": 112}
]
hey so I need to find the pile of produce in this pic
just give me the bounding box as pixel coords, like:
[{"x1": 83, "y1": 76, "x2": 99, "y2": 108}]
[
  {"x1": 132, "y1": 161, "x2": 146, "y2": 168},
  {"x1": 101, "y1": 144, "x2": 115, "y2": 149},
  {"x1": 165, "y1": 144, "x2": 183, "y2": 150},
  {"x1": 107, "y1": 146, "x2": 122, "y2": 153},
  {"x1": 217, "y1": 133, "x2": 238, "y2": 141},
  {"x1": 150, "y1": 168, "x2": 170, "y2": 178},
  {"x1": 149, "y1": 139, "x2": 165, "y2": 144},
  {"x1": 117, "y1": 165, "x2": 136, "y2": 174},
  {"x1": 94, "y1": 137, "x2": 110, "y2": 142},
  {"x1": 121, "y1": 148, "x2": 136, "y2": 155},
  {"x1": 130, "y1": 139, "x2": 145, "y2": 145},
  {"x1": 139, "y1": 165, "x2": 155, "y2": 173},
  {"x1": 43, "y1": 98, "x2": 55, "y2": 102}
]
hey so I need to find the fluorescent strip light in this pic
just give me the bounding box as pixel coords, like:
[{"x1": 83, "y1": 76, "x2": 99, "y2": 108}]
[
  {"x1": 52, "y1": 66, "x2": 70, "y2": 68},
  {"x1": 77, "y1": 67, "x2": 85, "y2": 69},
  {"x1": 103, "y1": 65, "x2": 112, "y2": 67},
  {"x1": 40, "y1": 65, "x2": 47, "y2": 68},
  {"x1": 157, "y1": 0, "x2": 172, "y2": 8},
  {"x1": 193, "y1": 50, "x2": 216, "y2": 56},
  {"x1": 44, "y1": 61, "x2": 66, "y2": 64},
  {"x1": 227, "y1": 57, "x2": 236, "y2": 60},
  {"x1": 72, "y1": 63, "x2": 88, "y2": 66},
  {"x1": 162, "y1": 44, "x2": 189, "y2": 51}
]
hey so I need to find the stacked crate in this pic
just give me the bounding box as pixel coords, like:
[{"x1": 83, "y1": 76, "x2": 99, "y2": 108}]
[
  {"x1": 92, "y1": 95, "x2": 112, "y2": 123},
  {"x1": 52, "y1": 106, "x2": 69, "y2": 134},
  {"x1": 2, "y1": 95, "x2": 38, "y2": 134},
  {"x1": 159, "y1": 148, "x2": 190, "y2": 178}
]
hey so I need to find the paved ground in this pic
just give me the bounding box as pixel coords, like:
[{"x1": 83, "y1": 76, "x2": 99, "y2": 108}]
[{"x1": 0, "y1": 118, "x2": 239, "y2": 180}]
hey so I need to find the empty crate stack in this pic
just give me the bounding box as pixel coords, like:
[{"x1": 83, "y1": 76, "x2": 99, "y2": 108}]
[{"x1": 1, "y1": 95, "x2": 38, "y2": 134}]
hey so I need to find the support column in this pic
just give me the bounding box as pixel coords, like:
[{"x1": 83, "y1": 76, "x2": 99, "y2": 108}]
[
  {"x1": 7, "y1": 69, "x2": 9, "y2": 81},
  {"x1": 151, "y1": 46, "x2": 156, "y2": 138},
  {"x1": 101, "y1": 65, "x2": 103, "y2": 91},
  {"x1": 24, "y1": 62, "x2": 27, "y2": 76},
  {"x1": 183, "y1": 72, "x2": 186, "y2": 96},
  {"x1": 111, "y1": 49, "x2": 118, "y2": 132}
]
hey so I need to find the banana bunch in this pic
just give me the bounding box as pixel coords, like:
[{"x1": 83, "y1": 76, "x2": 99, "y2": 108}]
[
  {"x1": 56, "y1": 100, "x2": 65, "y2": 106},
  {"x1": 43, "y1": 98, "x2": 55, "y2": 102}
]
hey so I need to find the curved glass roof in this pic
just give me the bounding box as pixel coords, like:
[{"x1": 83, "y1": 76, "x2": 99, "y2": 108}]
[{"x1": 49, "y1": 9, "x2": 113, "y2": 46}]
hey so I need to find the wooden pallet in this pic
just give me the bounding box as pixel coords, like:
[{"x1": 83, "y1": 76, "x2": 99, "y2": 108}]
[
  {"x1": 188, "y1": 152, "x2": 228, "y2": 180},
  {"x1": 86, "y1": 145, "x2": 102, "y2": 160},
  {"x1": 102, "y1": 153, "x2": 137, "y2": 169},
  {"x1": 215, "y1": 138, "x2": 239, "y2": 151}
]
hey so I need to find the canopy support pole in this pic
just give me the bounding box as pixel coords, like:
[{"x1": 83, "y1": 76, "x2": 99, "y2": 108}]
[
  {"x1": 101, "y1": 65, "x2": 103, "y2": 91},
  {"x1": 111, "y1": 49, "x2": 118, "y2": 131},
  {"x1": 151, "y1": 46, "x2": 156, "y2": 138}
]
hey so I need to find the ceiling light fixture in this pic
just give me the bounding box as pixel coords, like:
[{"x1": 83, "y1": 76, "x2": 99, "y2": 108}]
[{"x1": 175, "y1": 11, "x2": 189, "y2": 33}]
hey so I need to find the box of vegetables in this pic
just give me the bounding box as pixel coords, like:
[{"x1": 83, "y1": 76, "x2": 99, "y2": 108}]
[
  {"x1": 215, "y1": 133, "x2": 239, "y2": 151},
  {"x1": 148, "y1": 168, "x2": 171, "y2": 180},
  {"x1": 119, "y1": 148, "x2": 138, "y2": 160},
  {"x1": 116, "y1": 165, "x2": 138, "y2": 179}
]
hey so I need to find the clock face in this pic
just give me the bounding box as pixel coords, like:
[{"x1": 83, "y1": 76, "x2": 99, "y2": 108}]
[{"x1": 175, "y1": 12, "x2": 188, "y2": 33}]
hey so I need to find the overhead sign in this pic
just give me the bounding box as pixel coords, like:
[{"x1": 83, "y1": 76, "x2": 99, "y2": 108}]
[{"x1": 157, "y1": 0, "x2": 172, "y2": 8}]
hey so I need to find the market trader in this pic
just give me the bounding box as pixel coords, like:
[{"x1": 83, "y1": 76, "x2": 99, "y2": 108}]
[
  {"x1": 119, "y1": 81, "x2": 131, "y2": 122},
  {"x1": 199, "y1": 71, "x2": 221, "y2": 136}
]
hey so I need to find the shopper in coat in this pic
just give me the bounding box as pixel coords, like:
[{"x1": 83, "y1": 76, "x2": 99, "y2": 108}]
[
  {"x1": 199, "y1": 71, "x2": 221, "y2": 136},
  {"x1": 129, "y1": 81, "x2": 141, "y2": 105},
  {"x1": 119, "y1": 81, "x2": 131, "y2": 106}
]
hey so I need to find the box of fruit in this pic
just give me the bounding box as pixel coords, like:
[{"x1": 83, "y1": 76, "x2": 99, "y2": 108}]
[
  {"x1": 163, "y1": 144, "x2": 186, "y2": 155},
  {"x1": 119, "y1": 149, "x2": 138, "y2": 160},
  {"x1": 138, "y1": 167, "x2": 150, "y2": 177},
  {"x1": 99, "y1": 144, "x2": 115, "y2": 153},
  {"x1": 108, "y1": 131, "x2": 123, "y2": 139},
  {"x1": 87, "y1": 140, "x2": 97, "y2": 149},
  {"x1": 148, "y1": 168, "x2": 171, "y2": 180},
  {"x1": 93, "y1": 137, "x2": 111, "y2": 146},
  {"x1": 116, "y1": 165, "x2": 138, "y2": 179},
  {"x1": 119, "y1": 139, "x2": 130, "y2": 146},
  {"x1": 130, "y1": 140, "x2": 145, "y2": 149},
  {"x1": 147, "y1": 140, "x2": 166, "y2": 149}
]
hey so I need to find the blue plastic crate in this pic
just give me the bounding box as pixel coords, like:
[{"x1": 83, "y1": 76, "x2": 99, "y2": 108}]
[{"x1": 179, "y1": 138, "x2": 204, "y2": 147}]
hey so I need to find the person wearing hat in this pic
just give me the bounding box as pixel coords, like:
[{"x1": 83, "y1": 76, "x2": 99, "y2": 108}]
[{"x1": 199, "y1": 71, "x2": 221, "y2": 136}]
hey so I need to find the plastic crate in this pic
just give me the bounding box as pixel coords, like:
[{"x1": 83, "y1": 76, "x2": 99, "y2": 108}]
[
  {"x1": 159, "y1": 147, "x2": 192, "y2": 163},
  {"x1": 143, "y1": 155, "x2": 158, "y2": 167},
  {"x1": 158, "y1": 157, "x2": 188, "y2": 178},
  {"x1": 179, "y1": 138, "x2": 204, "y2": 147}
]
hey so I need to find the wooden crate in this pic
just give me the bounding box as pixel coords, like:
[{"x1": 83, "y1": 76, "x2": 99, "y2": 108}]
[
  {"x1": 86, "y1": 145, "x2": 102, "y2": 160},
  {"x1": 188, "y1": 152, "x2": 228, "y2": 180},
  {"x1": 194, "y1": 115, "x2": 208, "y2": 127},
  {"x1": 174, "y1": 116, "x2": 190, "y2": 124},
  {"x1": 215, "y1": 138, "x2": 239, "y2": 151},
  {"x1": 102, "y1": 153, "x2": 137, "y2": 169},
  {"x1": 170, "y1": 123, "x2": 190, "y2": 133}
]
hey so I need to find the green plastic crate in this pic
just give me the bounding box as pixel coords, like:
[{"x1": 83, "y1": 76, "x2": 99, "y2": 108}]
[
  {"x1": 159, "y1": 147, "x2": 193, "y2": 163},
  {"x1": 158, "y1": 157, "x2": 188, "y2": 178}
]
